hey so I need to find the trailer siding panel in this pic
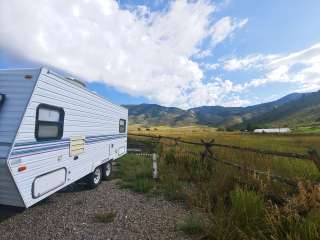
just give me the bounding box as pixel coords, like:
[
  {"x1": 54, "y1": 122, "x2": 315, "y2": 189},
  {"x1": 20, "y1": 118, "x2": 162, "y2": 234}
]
[{"x1": 0, "y1": 69, "x2": 39, "y2": 207}]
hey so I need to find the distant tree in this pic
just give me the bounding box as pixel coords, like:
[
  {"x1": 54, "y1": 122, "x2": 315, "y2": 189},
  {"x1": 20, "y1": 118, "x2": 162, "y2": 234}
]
[
  {"x1": 217, "y1": 127, "x2": 225, "y2": 132},
  {"x1": 137, "y1": 128, "x2": 141, "y2": 131},
  {"x1": 226, "y1": 127, "x2": 235, "y2": 132},
  {"x1": 146, "y1": 128, "x2": 150, "y2": 131}
]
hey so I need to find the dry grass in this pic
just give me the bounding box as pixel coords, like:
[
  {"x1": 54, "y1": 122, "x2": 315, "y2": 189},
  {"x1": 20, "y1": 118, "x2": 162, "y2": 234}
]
[{"x1": 122, "y1": 126, "x2": 320, "y2": 239}]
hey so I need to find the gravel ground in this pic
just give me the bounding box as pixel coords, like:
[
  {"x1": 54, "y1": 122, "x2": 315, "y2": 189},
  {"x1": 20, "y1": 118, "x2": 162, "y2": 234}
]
[{"x1": 0, "y1": 180, "x2": 192, "y2": 240}]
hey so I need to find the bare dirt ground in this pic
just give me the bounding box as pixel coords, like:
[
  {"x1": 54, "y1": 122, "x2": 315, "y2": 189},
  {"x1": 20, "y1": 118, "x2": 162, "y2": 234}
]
[{"x1": 0, "y1": 180, "x2": 191, "y2": 240}]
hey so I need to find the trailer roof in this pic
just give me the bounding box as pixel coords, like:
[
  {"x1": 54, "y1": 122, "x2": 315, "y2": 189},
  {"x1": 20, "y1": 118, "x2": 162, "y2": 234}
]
[{"x1": 0, "y1": 67, "x2": 128, "y2": 113}]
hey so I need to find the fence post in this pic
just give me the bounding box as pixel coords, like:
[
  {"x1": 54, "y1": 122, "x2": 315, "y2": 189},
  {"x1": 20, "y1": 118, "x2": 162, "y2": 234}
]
[
  {"x1": 309, "y1": 149, "x2": 320, "y2": 171},
  {"x1": 200, "y1": 139, "x2": 215, "y2": 173},
  {"x1": 200, "y1": 139, "x2": 215, "y2": 157},
  {"x1": 152, "y1": 153, "x2": 158, "y2": 179}
]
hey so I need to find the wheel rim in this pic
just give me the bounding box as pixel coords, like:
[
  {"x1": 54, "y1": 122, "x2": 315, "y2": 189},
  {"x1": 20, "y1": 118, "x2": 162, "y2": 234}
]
[
  {"x1": 105, "y1": 163, "x2": 111, "y2": 177},
  {"x1": 93, "y1": 168, "x2": 101, "y2": 184}
]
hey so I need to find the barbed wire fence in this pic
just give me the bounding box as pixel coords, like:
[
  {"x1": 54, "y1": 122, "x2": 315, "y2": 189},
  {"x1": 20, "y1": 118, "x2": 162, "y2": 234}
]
[{"x1": 127, "y1": 133, "x2": 320, "y2": 189}]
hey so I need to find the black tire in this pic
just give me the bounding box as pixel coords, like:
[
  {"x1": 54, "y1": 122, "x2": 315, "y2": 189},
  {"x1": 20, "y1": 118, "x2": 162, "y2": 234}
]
[
  {"x1": 87, "y1": 166, "x2": 102, "y2": 189},
  {"x1": 102, "y1": 161, "x2": 112, "y2": 180}
]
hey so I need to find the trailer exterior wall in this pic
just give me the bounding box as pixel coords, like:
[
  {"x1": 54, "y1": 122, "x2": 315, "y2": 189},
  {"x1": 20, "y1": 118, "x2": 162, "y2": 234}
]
[
  {"x1": 0, "y1": 69, "x2": 40, "y2": 207},
  {"x1": 5, "y1": 68, "x2": 127, "y2": 207}
]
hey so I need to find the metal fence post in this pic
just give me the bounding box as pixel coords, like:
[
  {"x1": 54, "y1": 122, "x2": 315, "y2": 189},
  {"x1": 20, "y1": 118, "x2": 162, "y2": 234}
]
[{"x1": 152, "y1": 153, "x2": 158, "y2": 179}]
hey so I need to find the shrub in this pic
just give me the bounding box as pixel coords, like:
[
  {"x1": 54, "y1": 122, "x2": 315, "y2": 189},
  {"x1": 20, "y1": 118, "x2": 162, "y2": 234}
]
[
  {"x1": 230, "y1": 187, "x2": 265, "y2": 233},
  {"x1": 118, "y1": 155, "x2": 155, "y2": 193},
  {"x1": 177, "y1": 214, "x2": 204, "y2": 235},
  {"x1": 131, "y1": 177, "x2": 154, "y2": 193}
]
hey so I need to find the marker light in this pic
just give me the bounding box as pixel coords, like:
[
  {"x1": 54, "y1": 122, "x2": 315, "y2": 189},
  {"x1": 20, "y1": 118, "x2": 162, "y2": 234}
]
[{"x1": 18, "y1": 165, "x2": 27, "y2": 172}]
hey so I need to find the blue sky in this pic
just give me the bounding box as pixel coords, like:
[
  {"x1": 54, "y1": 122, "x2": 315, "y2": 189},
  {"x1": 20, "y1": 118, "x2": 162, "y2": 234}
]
[{"x1": 1, "y1": 0, "x2": 320, "y2": 108}]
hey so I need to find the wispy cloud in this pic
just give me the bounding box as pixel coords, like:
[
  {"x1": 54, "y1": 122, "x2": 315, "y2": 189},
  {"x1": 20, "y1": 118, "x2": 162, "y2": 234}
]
[
  {"x1": 221, "y1": 54, "x2": 276, "y2": 71},
  {"x1": 210, "y1": 17, "x2": 248, "y2": 47},
  {"x1": 218, "y1": 43, "x2": 320, "y2": 92}
]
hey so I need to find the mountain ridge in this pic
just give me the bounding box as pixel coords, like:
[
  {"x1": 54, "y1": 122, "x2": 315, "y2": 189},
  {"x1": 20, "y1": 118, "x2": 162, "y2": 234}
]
[{"x1": 124, "y1": 91, "x2": 320, "y2": 128}]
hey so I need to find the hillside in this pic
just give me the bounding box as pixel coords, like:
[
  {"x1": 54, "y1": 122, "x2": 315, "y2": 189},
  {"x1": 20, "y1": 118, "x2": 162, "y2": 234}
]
[
  {"x1": 123, "y1": 104, "x2": 196, "y2": 126},
  {"x1": 124, "y1": 91, "x2": 320, "y2": 128},
  {"x1": 240, "y1": 91, "x2": 320, "y2": 128}
]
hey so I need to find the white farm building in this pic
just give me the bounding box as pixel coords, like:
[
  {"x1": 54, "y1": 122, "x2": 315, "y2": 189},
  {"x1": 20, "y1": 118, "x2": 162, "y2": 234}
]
[{"x1": 254, "y1": 128, "x2": 291, "y2": 133}]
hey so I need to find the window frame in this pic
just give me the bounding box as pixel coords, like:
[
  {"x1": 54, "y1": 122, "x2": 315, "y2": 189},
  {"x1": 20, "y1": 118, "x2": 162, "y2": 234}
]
[
  {"x1": 119, "y1": 119, "x2": 126, "y2": 133},
  {"x1": 0, "y1": 94, "x2": 5, "y2": 110},
  {"x1": 35, "y1": 104, "x2": 65, "y2": 141}
]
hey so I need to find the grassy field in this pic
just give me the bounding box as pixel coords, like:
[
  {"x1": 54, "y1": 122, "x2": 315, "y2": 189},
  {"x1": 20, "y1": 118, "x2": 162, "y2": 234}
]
[
  {"x1": 129, "y1": 124, "x2": 320, "y2": 153},
  {"x1": 294, "y1": 125, "x2": 320, "y2": 134},
  {"x1": 119, "y1": 125, "x2": 320, "y2": 239}
]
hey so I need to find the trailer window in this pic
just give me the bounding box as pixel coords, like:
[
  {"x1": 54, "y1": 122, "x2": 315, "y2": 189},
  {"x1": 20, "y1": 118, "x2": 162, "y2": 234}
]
[
  {"x1": 35, "y1": 104, "x2": 65, "y2": 141},
  {"x1": 0, "y1": 94, "x2": 5, "y2": 110},
  {"x1": 119, "y1": 119, "x2": 126, "y2": 133}
]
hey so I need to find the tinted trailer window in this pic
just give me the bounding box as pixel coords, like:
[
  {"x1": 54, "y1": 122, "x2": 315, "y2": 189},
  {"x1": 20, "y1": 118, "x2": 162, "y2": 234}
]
[{"x1": 0, "y1": 94, "x2": 5, "y2": 109}]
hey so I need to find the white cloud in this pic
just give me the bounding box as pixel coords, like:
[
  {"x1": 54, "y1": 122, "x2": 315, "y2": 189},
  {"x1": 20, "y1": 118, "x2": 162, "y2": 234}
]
[
  {"x1": 201, "y1": 63, "x2": 220, "y2": 71},
  {"x1": 194, "y1": 49, "x2": 212, "y2": 59},
  {"x1": 221, "y1": 54, "x2": 277, "y2": 71},
  {"x1": 0, "y1": 0, "x2": 249, "y2": 108},
  {"x1": 223, "y1": 96, "x2": 251, "y2": 107},
  {"x1": 184, "y1": 77, "x2": 248, "y2": 108},
  {"x1": 210, "y1": 16, "x2": 248, "y2": 46},
  {"x1": 220, "y1": 43, "x2": 320, "y2": 93},
  {"x1": 217, "y1": 0, "x2": 233, "y2": 11},
  {"x1": 257, "y1": 44, "x2": 320, "y2": 91}
]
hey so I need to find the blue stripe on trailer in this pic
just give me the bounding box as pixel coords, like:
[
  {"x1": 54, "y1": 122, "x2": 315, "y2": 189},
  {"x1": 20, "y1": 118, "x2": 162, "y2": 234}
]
[{"x1": 11, "y1": 134, "x2": 126, "y2": 157}]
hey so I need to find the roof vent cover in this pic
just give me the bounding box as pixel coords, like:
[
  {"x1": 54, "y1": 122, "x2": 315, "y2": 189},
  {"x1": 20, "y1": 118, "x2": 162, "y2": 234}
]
[{"x1": 66, "y1": 77, "x2": 86, "y2": 88}]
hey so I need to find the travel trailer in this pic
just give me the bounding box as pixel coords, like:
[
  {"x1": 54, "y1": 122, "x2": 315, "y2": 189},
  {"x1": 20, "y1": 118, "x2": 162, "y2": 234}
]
[{"x1": 0, "y1": 68, "x2": 128, "y2": 208}]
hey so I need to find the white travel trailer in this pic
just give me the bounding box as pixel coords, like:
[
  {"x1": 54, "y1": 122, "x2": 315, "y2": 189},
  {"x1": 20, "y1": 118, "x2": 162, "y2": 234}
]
[{"x1": 0, "y1": 67, "x2": 128, "y2": 208}]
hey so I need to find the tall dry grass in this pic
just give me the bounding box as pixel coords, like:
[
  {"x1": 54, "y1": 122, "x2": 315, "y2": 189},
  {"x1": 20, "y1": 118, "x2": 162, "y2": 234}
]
[{"x1": 121, "y1": 129, "x2": 320, "y2": 239}]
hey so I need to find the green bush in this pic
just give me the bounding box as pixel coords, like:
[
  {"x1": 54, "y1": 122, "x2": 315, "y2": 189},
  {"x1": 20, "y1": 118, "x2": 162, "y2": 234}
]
[
  {"x1": 177, "y1": 214, "x2": 204, "y2": 235},
  {"x1": 118, "y1": 154, "x2": 155, "y2": 193},
  {"x1": 131, "y1": 177, "x2": 154, "y2": 193},
  {"x1": 230, "y1": 187, "x2": 265, "y2": 233}
]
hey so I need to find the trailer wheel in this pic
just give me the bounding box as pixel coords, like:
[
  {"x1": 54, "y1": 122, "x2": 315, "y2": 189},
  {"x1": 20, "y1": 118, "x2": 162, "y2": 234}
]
[
  {"x1": 87, "y1": 166, "x2": 102, "y2": 189},
  {"x1": 102, "y1": 161, "x2": 112, "y2": 180}
]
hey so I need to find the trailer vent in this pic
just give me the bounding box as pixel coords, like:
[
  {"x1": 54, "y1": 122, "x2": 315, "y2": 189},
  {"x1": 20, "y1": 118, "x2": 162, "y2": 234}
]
[
  {"x1": 70, "y1": 136, "x2": 85, "y2": 157},
  {"x1": 66, "y1": 77, "x2": 86, "y2": 88}
]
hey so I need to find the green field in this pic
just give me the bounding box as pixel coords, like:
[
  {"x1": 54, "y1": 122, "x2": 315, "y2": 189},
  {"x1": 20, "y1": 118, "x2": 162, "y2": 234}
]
[{"x1": 121, "y1": 125, "x2": 320, "y2": 239}]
